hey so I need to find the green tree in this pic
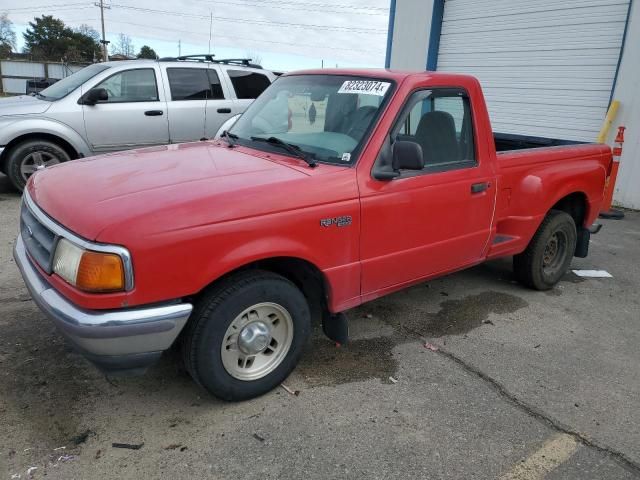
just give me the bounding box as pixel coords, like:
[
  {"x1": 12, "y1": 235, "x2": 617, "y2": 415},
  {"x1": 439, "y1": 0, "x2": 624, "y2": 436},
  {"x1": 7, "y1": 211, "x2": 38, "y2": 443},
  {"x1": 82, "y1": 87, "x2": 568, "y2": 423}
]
[
  {"x1": 67, "y1": 30, "x2": 101, "y2": 62},
  {"x1": 137, "y1": 45, "x2": 158, "y2": 59},
  {"x1": 23, "y1": 15, "x2": 100, "y2": 61},
  {"x1": 0, "y1": 13, "x2": 17, "y2": 57},
  {"x1": 23, "y1": 15, "x2": 68, "y2": 60}
]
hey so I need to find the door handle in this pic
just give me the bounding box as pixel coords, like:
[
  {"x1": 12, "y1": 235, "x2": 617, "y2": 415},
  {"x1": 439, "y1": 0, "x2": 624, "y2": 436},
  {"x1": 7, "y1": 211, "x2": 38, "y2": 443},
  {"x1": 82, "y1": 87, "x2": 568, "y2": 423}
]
[
  {"x1": 144, "y1": 110, "x2": 163, "y2": 116},
  {"x1": 471, "y1": 182, "x2": 490, "y2": 194},
  {"x1": 217, "y1": 108, "x2": 231, "y2": 114}
]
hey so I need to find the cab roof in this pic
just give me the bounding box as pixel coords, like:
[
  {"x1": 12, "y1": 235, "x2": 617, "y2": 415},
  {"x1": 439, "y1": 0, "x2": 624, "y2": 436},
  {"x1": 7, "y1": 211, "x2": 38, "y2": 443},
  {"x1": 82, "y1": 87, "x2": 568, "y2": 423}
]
[{"x1": 282, "y1": 68, "x2": 477, "y2": 84}]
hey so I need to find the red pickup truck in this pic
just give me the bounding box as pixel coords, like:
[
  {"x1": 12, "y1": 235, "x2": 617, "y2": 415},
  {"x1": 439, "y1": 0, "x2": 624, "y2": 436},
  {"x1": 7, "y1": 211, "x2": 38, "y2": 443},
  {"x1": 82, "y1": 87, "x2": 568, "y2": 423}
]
[{"x1": 14, "y1": 69, "x2": 611, "y2": 400}]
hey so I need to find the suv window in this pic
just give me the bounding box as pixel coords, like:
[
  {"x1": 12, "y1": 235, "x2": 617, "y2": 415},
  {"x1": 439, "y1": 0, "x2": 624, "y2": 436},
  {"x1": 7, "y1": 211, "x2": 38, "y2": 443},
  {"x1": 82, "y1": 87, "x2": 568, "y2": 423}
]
[
  {"x1": 96, "y1": 68, "x2": 158, "y2": 103},
  {"x1": 395, "y1": 89, "x2": 475, "y2": 170},
  {"x1": 166, "y1": 68, "x2": 226, "y2": 100},
  {"x1": 207, "y1": 70, "x2": 224, "y2": 100},
  {"x1": 227, "y1": 70, "x2": 271, "y2": 99},
  {"x1": 167, "y1": 68, "x2": 210, "y2": 100}
]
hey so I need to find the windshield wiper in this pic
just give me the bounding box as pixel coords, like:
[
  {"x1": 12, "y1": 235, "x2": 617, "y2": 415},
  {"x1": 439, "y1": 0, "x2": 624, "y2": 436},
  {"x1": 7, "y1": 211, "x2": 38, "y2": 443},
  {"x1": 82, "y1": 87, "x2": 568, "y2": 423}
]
[
  {"x1": 220, "y1": 130, "x2": 238, "y2": 148},
  {"x1": 250, "y1": 136, "x2": 317, "y2": 168},
  {"x1": 35, "y1": 92, "x2": 48, "y2": 100}
]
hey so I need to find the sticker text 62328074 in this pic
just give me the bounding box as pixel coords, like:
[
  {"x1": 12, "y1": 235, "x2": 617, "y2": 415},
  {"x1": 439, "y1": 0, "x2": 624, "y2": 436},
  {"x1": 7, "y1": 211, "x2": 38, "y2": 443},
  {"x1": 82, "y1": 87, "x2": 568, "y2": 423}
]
[{"x1": 337, "y1": 80, "x2": 390, "y2": 97}]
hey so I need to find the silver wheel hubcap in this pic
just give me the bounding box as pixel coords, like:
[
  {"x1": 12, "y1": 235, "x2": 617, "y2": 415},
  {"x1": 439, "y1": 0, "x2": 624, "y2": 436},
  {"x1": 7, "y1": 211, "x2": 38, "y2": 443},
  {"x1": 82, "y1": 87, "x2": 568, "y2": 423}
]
[
  {"x1": 20, "y1": 151, "x2": 61, "y2": 181},
  {"x1": 221, "y1": 302, "x2": 294, "y2": 381}
]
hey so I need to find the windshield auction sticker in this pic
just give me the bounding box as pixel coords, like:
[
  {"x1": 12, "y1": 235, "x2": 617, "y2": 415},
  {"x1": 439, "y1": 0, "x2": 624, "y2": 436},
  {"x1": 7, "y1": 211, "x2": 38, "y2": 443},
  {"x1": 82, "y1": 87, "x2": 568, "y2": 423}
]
[{"x1": 337, "y1": 80, "x2": 390, "y2": 97}]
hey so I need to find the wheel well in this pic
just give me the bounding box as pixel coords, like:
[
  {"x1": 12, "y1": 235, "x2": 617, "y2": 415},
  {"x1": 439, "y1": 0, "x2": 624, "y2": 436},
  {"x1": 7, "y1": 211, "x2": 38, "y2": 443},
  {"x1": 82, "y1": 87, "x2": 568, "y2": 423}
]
[
  {"x1": 194, "y1": 257, "x2": 329, "y2": 325},
  {"x1": 551, "y1": 192, "x2": 587, "y2": 228},
  {"x1": 1, "y1": 133, "x2": 79, "y2": 165}
]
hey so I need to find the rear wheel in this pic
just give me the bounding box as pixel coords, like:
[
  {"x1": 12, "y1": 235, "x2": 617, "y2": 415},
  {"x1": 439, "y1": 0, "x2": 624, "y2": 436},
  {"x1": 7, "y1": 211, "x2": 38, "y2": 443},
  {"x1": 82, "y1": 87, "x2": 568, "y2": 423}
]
[
  {"x1": 514, "y1": 210, "x2": 577, "y2": 290},
  {"x1": 182, "y1": 270, "x2": 310, "y2": 401},
  {"x1": 6, "y1": 140, "x2": 70, "y2": 192}
]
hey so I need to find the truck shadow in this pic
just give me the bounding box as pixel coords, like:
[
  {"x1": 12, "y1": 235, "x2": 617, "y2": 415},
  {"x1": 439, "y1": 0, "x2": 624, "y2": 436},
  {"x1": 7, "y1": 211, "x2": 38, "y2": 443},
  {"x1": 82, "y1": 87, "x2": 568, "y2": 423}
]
[{"x1": 296, "y1": 332, "x2": 400, "y2": 388}]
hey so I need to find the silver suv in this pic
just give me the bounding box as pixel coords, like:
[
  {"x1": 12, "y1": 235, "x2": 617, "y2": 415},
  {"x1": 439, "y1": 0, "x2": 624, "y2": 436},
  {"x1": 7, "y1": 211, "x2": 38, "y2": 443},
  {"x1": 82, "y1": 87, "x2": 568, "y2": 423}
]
[{"x1": 0, "y1": 56, "x2": 277, "y2": 191}]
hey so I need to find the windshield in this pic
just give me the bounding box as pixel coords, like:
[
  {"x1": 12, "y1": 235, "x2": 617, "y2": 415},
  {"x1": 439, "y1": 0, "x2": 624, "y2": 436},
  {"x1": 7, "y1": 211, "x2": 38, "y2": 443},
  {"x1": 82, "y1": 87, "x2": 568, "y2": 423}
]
[
  {"x1": 229, "y1": 75, "x2": 394, "y2": 165},
  {"x1": 38, "y1": 64, "x2": 111, "y2": 100}
]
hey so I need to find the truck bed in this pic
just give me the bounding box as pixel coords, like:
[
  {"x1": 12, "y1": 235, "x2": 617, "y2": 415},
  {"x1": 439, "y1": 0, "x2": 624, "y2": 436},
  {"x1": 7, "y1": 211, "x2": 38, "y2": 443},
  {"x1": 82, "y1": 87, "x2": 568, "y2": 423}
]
[
  {"x1": 494, "y1": 132, "x2": 584, "y2": 152},
  {"x1": 489, "y1": 141, "x2": 612, "y2": 260}
]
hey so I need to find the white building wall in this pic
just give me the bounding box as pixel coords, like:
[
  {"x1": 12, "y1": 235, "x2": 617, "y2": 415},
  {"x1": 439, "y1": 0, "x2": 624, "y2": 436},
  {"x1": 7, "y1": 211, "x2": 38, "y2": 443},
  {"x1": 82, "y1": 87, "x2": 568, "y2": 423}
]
[
  {"x1": 388, "y1": 0, "x2": 639, "y2": 209},
  {"x1": 607, "y1": 0, "x2": 640, "y2": 209},
  {"x1": 388, "y1": 0, "x2": 433, "y2": 70}
]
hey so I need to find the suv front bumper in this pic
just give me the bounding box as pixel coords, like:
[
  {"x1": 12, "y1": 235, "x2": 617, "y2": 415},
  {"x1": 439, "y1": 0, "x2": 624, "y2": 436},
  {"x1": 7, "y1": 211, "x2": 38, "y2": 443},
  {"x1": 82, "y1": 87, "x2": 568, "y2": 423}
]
[{"x1": 14, "y1": 235, "x2": 193, "y2": 374}]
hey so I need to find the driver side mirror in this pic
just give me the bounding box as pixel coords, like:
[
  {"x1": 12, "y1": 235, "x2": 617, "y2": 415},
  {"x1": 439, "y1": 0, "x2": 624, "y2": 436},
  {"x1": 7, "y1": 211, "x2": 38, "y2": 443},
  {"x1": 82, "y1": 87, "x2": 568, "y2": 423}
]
[
  {"x1": 392, "y1": 141, "x2": 424, "y2": 171},
  {"x1": 372, "y1": 140, "x2": 425, "y2": 180},
  {"x1": 79, "y1": 87, "x2": 108, "y2": 106}
]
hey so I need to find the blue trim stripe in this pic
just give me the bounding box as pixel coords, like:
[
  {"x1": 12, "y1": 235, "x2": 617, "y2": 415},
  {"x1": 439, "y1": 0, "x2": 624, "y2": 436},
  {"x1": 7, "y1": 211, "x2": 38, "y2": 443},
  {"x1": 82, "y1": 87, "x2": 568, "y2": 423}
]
[
  {"x1": 385, "y1": 0, "x2": 397, "y2": 69},
  {"x1": 610, "y1": 0, "x2": 633, "y2": 104},
  {"x1": 426, "y1": 0, "x2": 445, "y2": 71}
]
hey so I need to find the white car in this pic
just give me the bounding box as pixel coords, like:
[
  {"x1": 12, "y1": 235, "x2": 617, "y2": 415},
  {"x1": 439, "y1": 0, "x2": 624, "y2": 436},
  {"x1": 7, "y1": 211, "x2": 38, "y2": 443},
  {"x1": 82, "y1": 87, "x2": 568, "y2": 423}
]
[{"x1": 0, "y1": 55, "x2": 277, "y2": 190}]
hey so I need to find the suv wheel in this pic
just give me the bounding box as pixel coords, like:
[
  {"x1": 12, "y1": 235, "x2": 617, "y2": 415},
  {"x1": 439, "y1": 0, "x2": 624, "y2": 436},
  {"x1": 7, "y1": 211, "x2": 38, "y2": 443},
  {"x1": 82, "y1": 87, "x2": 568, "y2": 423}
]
[
  {"x1": 182, "y1": 270, "x2": 311, "y2": 401},
  {"x1": 6, "y1": 140, "x2": 70, "y2": 191}
]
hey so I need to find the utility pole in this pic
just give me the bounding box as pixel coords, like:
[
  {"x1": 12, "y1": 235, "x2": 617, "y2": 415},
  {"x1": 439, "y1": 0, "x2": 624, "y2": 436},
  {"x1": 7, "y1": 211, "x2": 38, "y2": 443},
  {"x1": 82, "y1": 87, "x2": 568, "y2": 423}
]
[
  {"x1": 208, "y1": 12, "x2": 213, "y2": 54},
  {"x1": 178, "y1": 39, "x2": 181, "y2": 56},
  {"x1": 95, "y1": 0, "x2": 111, "y2": 62}
]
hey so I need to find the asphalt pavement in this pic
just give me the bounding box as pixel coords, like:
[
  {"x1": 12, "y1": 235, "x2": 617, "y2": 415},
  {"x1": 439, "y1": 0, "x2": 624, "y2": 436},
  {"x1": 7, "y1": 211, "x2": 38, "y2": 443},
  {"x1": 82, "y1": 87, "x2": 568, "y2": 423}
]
[{"x1": 0, "y1": 172, "x2": 638, "y2": 479}]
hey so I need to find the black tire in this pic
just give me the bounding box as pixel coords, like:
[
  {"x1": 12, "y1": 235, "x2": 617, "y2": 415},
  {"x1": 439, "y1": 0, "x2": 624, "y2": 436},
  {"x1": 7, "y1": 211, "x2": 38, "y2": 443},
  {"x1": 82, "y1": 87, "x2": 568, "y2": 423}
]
[
  {"x1": 6, "y1": 140, "x2": 70, "y2": 192},
  {"x1": 181, "y1": 270, "x2": 311, "y2": 401},
  {"x1": 514, "y1": 210, "x2": 577, "y2": 290}
]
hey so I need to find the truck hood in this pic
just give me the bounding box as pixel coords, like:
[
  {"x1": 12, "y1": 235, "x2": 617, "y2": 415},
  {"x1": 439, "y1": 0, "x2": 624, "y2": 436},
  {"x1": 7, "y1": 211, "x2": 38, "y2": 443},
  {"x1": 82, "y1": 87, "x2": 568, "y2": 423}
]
[
  {"x1": 28, "y1": 141, "x2": 350, "y2": 241},
  {"x1": 0, "y1": 95, "x2": 52, "y2": 116}
]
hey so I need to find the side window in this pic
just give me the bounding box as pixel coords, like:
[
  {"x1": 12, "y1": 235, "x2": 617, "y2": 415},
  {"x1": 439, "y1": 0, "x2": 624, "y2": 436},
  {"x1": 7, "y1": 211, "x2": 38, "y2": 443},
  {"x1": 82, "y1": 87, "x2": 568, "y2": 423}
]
[
  {"x1": 96, "y1": 69, "x2": 158, "y2": 102},
  {"x1": 396, "y1": 89, "x2": 476, "y2": 170},
  {"x1": 227, "y1": 70, "x2": 271, "y2": 99},
  {"x1": 207, "y1": 69, "x2": 225, "y2": 99},
  {"x1": 167, "y1": 68, "x2": 210, "y2": 100}
]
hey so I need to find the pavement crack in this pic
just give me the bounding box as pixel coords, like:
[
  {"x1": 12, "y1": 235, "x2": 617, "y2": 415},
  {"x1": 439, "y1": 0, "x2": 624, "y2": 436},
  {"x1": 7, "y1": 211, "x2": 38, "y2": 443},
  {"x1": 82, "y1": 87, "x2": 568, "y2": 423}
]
[
  {"x1": 434, "y1": 346, "x2": 640, "y2": 476},
  {"x1": 393, "y1": 323, "x2": 640, "y2": 476}
]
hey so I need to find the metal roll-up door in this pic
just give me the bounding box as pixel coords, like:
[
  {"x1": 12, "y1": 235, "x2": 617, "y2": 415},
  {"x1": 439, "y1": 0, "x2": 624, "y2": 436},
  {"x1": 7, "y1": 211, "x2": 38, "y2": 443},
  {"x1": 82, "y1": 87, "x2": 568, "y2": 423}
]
[{"x1": 436, "y1": 0, "x2": 630, "y2": 142}]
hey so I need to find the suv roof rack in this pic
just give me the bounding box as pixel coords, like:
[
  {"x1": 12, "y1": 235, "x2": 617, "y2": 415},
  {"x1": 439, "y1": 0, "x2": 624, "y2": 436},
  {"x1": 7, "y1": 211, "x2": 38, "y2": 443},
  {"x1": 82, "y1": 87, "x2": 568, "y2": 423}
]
[{"x1": 158, "y1": 54, "x2": 262, "y2": 69}]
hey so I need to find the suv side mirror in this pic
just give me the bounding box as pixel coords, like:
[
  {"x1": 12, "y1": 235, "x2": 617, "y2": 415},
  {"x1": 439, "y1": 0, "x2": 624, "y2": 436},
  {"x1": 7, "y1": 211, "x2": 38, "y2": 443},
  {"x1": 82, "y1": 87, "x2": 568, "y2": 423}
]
[
  {"x1": 79, "y1": 87, "x2": 108, "y2": 105},
  {"x1": 392, "y1": 141, "x2": 424, "y2": 171}
]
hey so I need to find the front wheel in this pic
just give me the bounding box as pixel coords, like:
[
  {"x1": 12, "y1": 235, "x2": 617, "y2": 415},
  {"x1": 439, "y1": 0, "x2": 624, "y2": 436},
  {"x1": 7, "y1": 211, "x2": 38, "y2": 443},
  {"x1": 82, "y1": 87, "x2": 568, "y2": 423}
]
[
  {"x1": 182, "y1": 270, "x2": 310, "y2": 401},
  {"x1": 6, "y1": 140, "x2": 70, "y2": 191},
  {"x1": 514, "y1": 210, "x2": 577, "y2": 290}
]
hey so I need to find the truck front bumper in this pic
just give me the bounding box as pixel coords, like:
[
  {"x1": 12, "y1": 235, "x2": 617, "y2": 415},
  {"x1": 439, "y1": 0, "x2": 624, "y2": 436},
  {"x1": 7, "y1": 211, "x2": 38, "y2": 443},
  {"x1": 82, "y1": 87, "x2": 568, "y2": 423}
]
[{"x1": 14, "y1": 235, "x2": 193, "y2": 374}]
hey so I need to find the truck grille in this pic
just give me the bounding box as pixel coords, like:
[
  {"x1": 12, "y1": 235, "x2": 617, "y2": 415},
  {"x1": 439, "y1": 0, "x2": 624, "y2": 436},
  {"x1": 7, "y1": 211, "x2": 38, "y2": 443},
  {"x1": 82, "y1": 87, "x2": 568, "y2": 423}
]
[{"x1": 20, "y1": 200, "x2": 57, "y2": 273}]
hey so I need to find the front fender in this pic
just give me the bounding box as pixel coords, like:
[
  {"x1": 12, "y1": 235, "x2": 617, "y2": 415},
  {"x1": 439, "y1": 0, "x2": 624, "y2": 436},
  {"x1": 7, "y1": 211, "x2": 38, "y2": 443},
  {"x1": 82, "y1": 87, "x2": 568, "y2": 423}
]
[{"x1": 0, "y1": 117, "x2": 91, "y2": 158}]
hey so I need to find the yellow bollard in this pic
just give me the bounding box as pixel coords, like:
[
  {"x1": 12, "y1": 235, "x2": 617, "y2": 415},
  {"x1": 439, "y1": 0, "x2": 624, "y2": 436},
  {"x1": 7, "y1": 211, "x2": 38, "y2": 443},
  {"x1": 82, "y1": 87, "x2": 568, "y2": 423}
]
[{"x1": 596, "y1": 100, "x2": 619, "y2": 143}]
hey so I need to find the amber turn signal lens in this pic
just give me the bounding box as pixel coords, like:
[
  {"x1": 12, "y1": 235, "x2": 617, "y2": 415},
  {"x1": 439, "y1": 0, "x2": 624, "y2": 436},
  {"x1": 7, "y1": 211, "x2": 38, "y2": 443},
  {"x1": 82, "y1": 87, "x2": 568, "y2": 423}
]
[{"x1": 76, "y1": 251, "x2": 125, "y2": 292}]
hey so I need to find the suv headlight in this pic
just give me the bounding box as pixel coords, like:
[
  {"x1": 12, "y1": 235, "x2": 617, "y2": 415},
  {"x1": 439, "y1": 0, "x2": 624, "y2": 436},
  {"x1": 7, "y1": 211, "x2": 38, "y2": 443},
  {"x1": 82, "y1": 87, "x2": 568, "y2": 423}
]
[{"x1": 53, "y1": 238, "x2": 126, "y2": 292}]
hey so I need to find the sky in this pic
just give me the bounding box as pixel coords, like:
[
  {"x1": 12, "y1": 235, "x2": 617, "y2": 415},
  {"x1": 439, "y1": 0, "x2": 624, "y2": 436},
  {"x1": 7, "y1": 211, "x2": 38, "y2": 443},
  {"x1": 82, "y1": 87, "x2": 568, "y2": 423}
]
[{"x1": 1, "y1": 0, "x2": 390, "y2": 72}]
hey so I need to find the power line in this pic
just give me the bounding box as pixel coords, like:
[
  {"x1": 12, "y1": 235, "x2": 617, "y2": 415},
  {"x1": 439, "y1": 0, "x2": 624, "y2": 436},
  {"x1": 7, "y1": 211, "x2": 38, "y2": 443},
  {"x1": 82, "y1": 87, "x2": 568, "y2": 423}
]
[
  {"x1": 107, "y1": 4, "x2": 387, "y2": 34},
  {"x1": 205, "y1": 0, "x2": 388, "y2": 11},
  {"x1": 195, "y1": 0, "x2": 387, "y2": 16},
  {"x1": 3, "y1": 2, "x2": 90, "y2": 12},
  {"x1": 102, "y1": 19, "x2": 383, "y2": 54}
]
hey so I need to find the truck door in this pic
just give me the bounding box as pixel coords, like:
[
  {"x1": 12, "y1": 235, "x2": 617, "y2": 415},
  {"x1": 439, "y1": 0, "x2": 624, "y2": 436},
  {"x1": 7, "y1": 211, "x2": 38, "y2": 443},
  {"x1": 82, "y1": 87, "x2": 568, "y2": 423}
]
[
  {"x1": 81, "y1": 67, "x2": 169, "y2": 151},
  {"x1": 359, "y1": 88, "x2": 495, "y2": 296}
]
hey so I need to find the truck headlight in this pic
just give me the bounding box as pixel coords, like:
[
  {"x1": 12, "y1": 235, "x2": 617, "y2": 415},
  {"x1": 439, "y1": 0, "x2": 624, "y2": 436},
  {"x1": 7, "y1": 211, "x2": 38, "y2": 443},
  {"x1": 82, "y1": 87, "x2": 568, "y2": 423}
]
[{"x1": 53, "y1": 238, "x2": 125, "y2": 292}]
